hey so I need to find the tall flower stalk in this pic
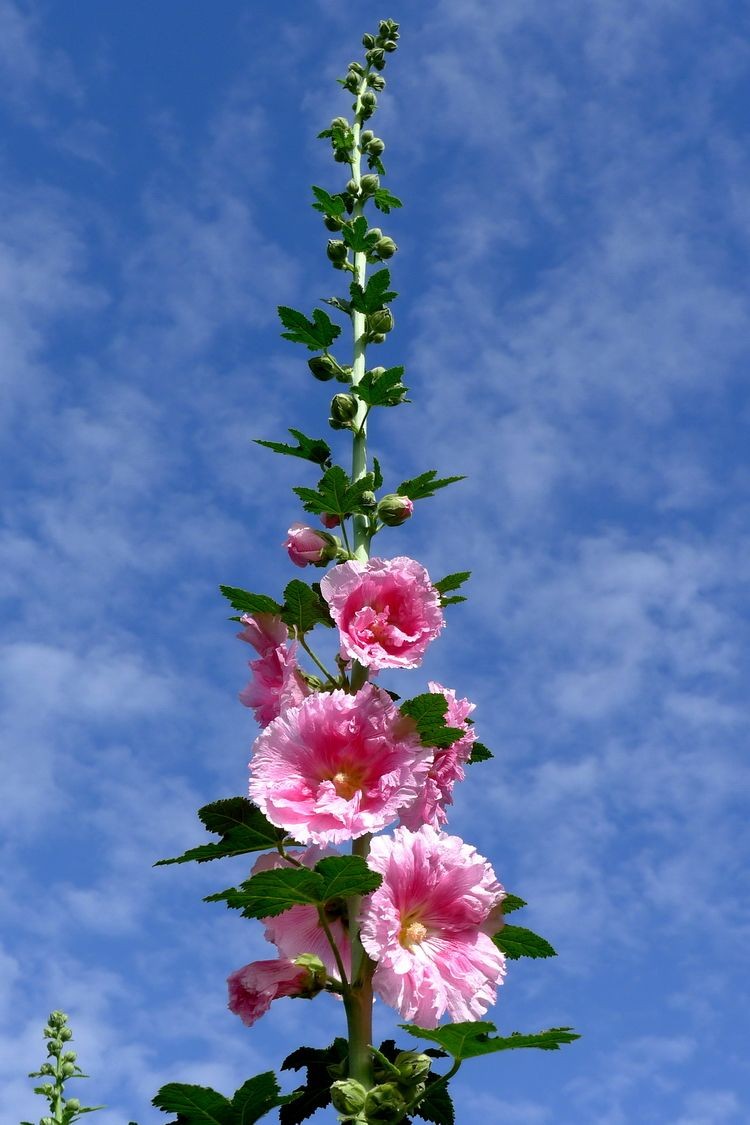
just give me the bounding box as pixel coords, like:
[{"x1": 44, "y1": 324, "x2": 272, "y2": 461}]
[{"x1": 153, "y1": 20, "x2": 578, "y2": 1125}]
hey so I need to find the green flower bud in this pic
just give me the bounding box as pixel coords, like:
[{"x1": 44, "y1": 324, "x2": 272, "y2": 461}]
[
  {"x1": 328, "y1": 418, "x2": 348, "y2": 431},
  {"x1": 59, "y1": 1027, "x2": 73, "y2": 1041},
  {"x1": 370, "y1": 332, "x2": 386, "y2": 344},
  {"x1": 324, "y1": 215, "x2": 344, "y2": 232},
  {"x1": 362, "y1": 33, "x2": 377, "y2": 49},
  {"x1": 346, "y1": 178, "x2": 359, "y2": 195},
  {"x1": 331, "y1": 1078, "x2": 368, "y2": 1115},
  {"x1": 368, "y1": 73, "x2": 387, "y2": 91},
  {"x1": 360, "y1": 91, "x2": 377, "y2": 116},
  {"x1": 360, "y1": 173, "x2": 380, "y2": 195},
  {"x1": 363, "y1": 1082, "x2": 406, "y2": 1122},
  {"x1": 366, "y1": 47, "x2": 386, "y2": 70},
  {"x1": 38, "y1": 1084, "x2": 55, "y2": 1096},
  {"x1": 367, "y1": 137, "x2": 385, "y2": 156},
  {"x1": 360, "y1": 490, "x2": 377, "y2": 509},
  {"x1": 62, "y1": 1050, "x2": 77, "y2": 1063},
  {"x1": 327, "y1": 239, "x2": 348, "y2": 267},
  {"x1": 61, "y1": 1061, "x2": 76, "y2": 1078},
  {"x1": 308, "y1": 355, "x2": 339, "y2": 382},
  {"x1": 360, "y1": 129, "x2": 375, "y2": 146},
  {"x1": 367, "y1": 226, "x2": 383, "y2": 241},
  {"x1": 348, "y1": 61, "x2": 365, "y2": 76},
  {"x1": 47, "y1": 1040, "x2": 62, "y2": 1056},
  {"x1": 343, "y1": 71, "x2": 360, "y2": 93},
  {"x1": 367, "y1": 308, "x2": 394, "y2": 336},
  {"x1": 379, "y1": 19, "x2": 400, "y2": 37},
  {"x1": 39, "y1": 1062, "x2": 55, "y2": 1075},
  {"x1": 66, "y1": 1099, "x2": 81, "y2": 1112},
  {"x1": 394, "y1": 1051, "x2": 432, "y2": 1082},
  {"x1": 383, "y1": 38, "x2": 399, "y2": 52},
  {"x1": 374, "y1": 236, "x2": 397, "y2": 259},
  {"x1": 334, "y1": 148, "x2": 351, "y2": 163},
  {"x1": 377, "y1": 493, "x2": 414, "y2": 526},
  {"x1": 336, "y1": 364, "x2": 353, "y2": 383},
  {"x1": 43, "y1": 1026, "x2": 54, "y2": 1038},
  {"x1": 330, "y1": 393, "x2": 358, "y2": 424},
  {"x1": 331, "y1": 116, "x2": 349, "y2": 132}
]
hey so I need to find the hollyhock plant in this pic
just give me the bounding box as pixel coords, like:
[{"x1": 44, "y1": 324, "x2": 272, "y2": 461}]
[
  {"x1": 320, "y1": 555, "x2": 444, "y2": 670},
  {"x1": 361, "y1": 825, "x2": 507, "y2": 1027},
  {"x1": 154, "y1": 21, "x2": 578, "y2": 1125},
  {"x1": 248, "y1": 684, "x2": 431, "y2": 844}
]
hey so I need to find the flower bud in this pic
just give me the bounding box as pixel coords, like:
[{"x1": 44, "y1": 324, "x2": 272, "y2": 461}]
[
  {"x1": 66, "y1": 1099, "x2": 81, "y2": 1112},
  {"x1": 360, "y1": 91, "x2": 377, "y2": 117},
  {"x1": 360, "y1": 129, "x2": 375, "y2": 146},
  {"x1": 377, "y1": 494, "x2": 414, "y2": 526},
  {"x1": 330, "y1": 393, "x2": 358, "y2": 424},
  {"x1": 320, "y1": 513, "x2": 340, "y2": 528},
  {"x1": 62, "y1": 1050, "x2": 77, "y2": 1063},
  {"x1": 360, "y1": 490, "x2": 377, "y2": 509},
  {"x1": 379, "y1": 19, "x2": 400, "y2": 37},
  {"x1": 61, "y1": 1061, "x2": 76, "y2": 1077},
  {"x1": 364, "y1": 1082, "x2": 406, "y2": 1122},
  {"x1": 38, "y1": 1084, "x2": 55, "y2": 1096},
  {"x1": 394, "y1": 1051, "x2": 432, "y2": 1082},
  {"x1": 368, "y1": 73, "x2": 387, "y2": 91},
  {"x1": 324, "y1": 214, "x2": 344, "y2": 232},
  {"x1": 284, "y1": 524, "x2": 338, "y2": 568},
  {"x1": 327, "y1": 240, "x2": 348, "y2": 268},
  {"x1": 39, "y1": 1062, "x2": 55, "y2": 1075},
  {"x1": 331, "y1": 1079, "x2": 368, "y2": 1115},
  {"x1": 47, "y1": 1040, "x2": 62, "y2": 1056},
  {"x1": 374, "y1": 236, "x2": 397, "y2": 259},
  {"x1": 366, "y1": 47, "x2": 386, "y2": 70},
  {"x1": 334, "y1": 148, "x2": 351, "y2": 163},
  {"x1": 367, "y1": 226, "x2": 383, "y2": 241},
  {"x1": 343, "y1": 71, "x2": 360, "y2": 93},
  {"x1": 348, "y1": 61, "x2": 365, "y2": 76},
  {"x1": 370, "y1": 332, "x2": 386, "y2": 344},
  {"x1": 346, "y1": 178, "x2": 359, "y2": 195},
  {"x1": 59, "y1": 1027, "x2": 73, "y2": 1041},
  {"x1": 292, "y1": 953, "x2": 327, "y2": 992},
  {"x1": 360, "y1": 173, "x2": 380, "y2": 196},
  {"x1": 367, "y1": 308, "x2": 394, "y2": 336},
  {"x1": 367, "y1": 137, "x2": 385, "y2": 156},
  {"x1": 331, "y1": 116, "x2": 349, "y2": 132},
  {"x1": 362, "y1": 33, "x2": 377, "y2": 49},
  {"x1": 383, "y1": 38, "x2": 399, "y2": 52},
  {"x1": 308, "y1": 355, "x2": 338, "y2": 382}
]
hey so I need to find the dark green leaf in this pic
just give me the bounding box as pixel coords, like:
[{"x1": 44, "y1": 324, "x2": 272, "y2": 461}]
[
  {"x1": 219, "y1": 587, "x2": 283, "y2": 616},
  {"x1": 502, "y1": 894, "x2": 527, "y2": 914},
  {"x1": 152, "y1": 1083, "x2": 232, "y2": 1124},
  {"x1": 294, "y1": 465, "x2": 375, "y2": 520},
  {"x1": 373, "y1": 457, "x2": 384, "y2": 490},
  {"x1": 373, "y1": 188, "x2": 403, "y2": 214},
  {"x1": 278, "y1": 306, "x2": 341, "y2": 351},
  {"x1": 155, "y1": 798, "x2": 287, "y2": 866},
  {"x1": 322, "y1": 296, "x2": 352, "y2": 316},
  {"x1": 434, "y1": 572, "x2": 471, "y2": 596},
  {"x1": 315, "y1": 854, "x2": 382, "y2": 899},
  {"x1": 397, "y1": 471, "x2": 466, "y2": 502},
  {"x1": 255, "y1": 429, "x2": 331, "y2": 468},
  {"x1": 494, "y1": 924, "x2": 557, "y2": 960},
  {"x1": 401, "y1": 1022, "x2": 580, "y2": 1060},
  {"x1": 468, "y1": 741, "x2": 493, "y2": 764},
  {"x1": 342, "y1": 216, "x2": 378, "y2": 253},
  {"x1": 280, "y1": 1040, "x2": 348, "y2": 1125},
  {"x1": 232, "y1": 1072, "x2": 288, "y2": 1124},
  {"x1": 352, "y1": 366, "x2": 409, "y2": 408},
  {"x1": 349, "y1": 269, "x2": 398, "y2": 314},
  {"x1": 440, "y1": 595, "x2": 467, "y2": 606},
  {"x1": 400, "y1": 694, "x2": 465, "y2": 749},
  {"x1": 368, "y1": 154, "x2": 386, "y2": 176},
  {"x1": 207, "y1": 867, "x2": 324, "y2": 918},
  {"x1": 281, "y1": 580, "x2": 334, "y2": 634},
  {"x1": 311, "y1": 186, "x2": 345, "y2": 218},
  {"x1": 414, "y1": 1077, "x2": 455, "y2": 1125}
]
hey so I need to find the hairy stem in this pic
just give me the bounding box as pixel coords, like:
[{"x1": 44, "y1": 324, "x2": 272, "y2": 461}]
[{"x1": 350, "y1": 75, "x2": 370, "y2": 560}]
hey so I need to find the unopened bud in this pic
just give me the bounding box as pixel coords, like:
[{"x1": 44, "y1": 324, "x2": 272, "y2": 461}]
[
  {"x1": 62, "y1": 1051, "x2": 77, "y2": 1063},
  {"x1": 331, "y1": 116, "x2": 349, "y2": 132},
  {"x1": 334, "y1": 148, "x2": 351, "y2": 163},
  {"x1": 47, "y1": 1040, "x2": 62, "y2": 1056},
  {"x1": 39, "y1": 1062, "x2": 55, "y2": 1075},
  {"x1": 379, "y1": 19, "x2": 400, "y2": 37},
  {"x1": 368, "y1": 73, "x2": 387, "y2": 91},
  {"x1": 61, "y1": 1061, "x2": 76, "y2": 1077},
  {"x1": 360, "y1": 490, "x2": 377, "y2": 509},
  {"x1": 38, "y1": 1084, "x2": 55, "y2": 1096},
  {"x1": 374, "y1": 236, "x2": 397, "y2": 259},
  {"x1": 327, "y1": 239, "x2": 348, "y2": 267},
  {"x1": 343, "y1": 71, "x2": 360, "y2": 93},
  {"x1": 367, "y1": 226, "x2": 383, "y2": 241},
  {"x1": 362, "y1": 33, "x2": 377, "y2": 49},
  {"x1": 308, "y1": 354, "x2": 338, "y2": 382},
  {"x1": 366, "y1": 47, "x2": 386, "y2": 70},
  {"x1": 364, "y1": 1082, "x2": 406, "y2": 1122},
  {"x1": 346, "y1": 178, "x2": 359, "y2": 195},
  {"x1": 394, "y1": 1051, "x2": 432, "y2": 1082},
  {"x1": 383, "y1": 38, "x2": 399, "y2": 52},
  {"x1": 360, "y1": 91, "x2": 377, "y2": 116},
  {"x1": 324, "y1": 214, "x2": 344, "y2": 232},
  {"x1": 378, "y1": 494, "x2": 414, "y2": 526},
  {"x1": 66, "y1": 1099, "x2": 81, "y2": 1112},
  {"x1": 285, "y1": 524, "x2": 339, "y2": 568},
  {"x1": 348, "y1": 61, "x2": 365, "y2": 76},
  {"x1": 330, "y1": 393, "x2": 358, "y2": 425},
  {"x1": 367, "y1": 308, "x2": 394, "y2": 336},
  {"x1": 367, "y1": 137, "x2": 385, "y2": 156},
  {"x1": 370, "y1": 332, "x2": 386, "y2": 344},
  {"x1": 360, "y1": 129, "x2": 375, "y2": 146},
  {"x1": 331, "y1": 1078, "x2": 368, "y2": 1115},
  {"x1": 59, "y1": 1027, "x2": 73, "y2": 1041},
  {"x1": 360, "y1": 173, "x2": 380, "y2": 195}
]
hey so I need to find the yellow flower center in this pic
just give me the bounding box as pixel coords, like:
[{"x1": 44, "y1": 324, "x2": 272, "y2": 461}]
[
  {"x1": 400, "y1": 919, "x2": 428, "y2": 948},
  {"x1": 332, "y1": 771, "x2": 360, "y2": 801}
]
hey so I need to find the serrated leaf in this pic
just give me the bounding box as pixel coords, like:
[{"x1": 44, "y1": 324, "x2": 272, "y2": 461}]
[
  {"x1": 372, "y1": 457, "x2": 384, "y2": 490},
  {"x1": 311, "y1": 186, "x2": 345, "y2": 218},
  {"x1": 468, "y1": 741, "x2": 493, "y2": 764},
  {"x1": 401, "y1": 1022, "x2": 580, "y2": 1060},
  {"x1": 400, "y1": 694, "x2": 465, "y2": 749},
  {"x1": 494, "y1": 924, "x2": 557, "y2": 960},
  {"x1": 368, "y1": 154, "x2": 386, "y2": 176},
  {"x1": 397, "y1": 470, "x2": 466, "y2": 502},
  {"x1": 294, "y1": 465, "x2": 375, "y2": 520},
  {"x1": 281, "y1": 580, "x2": 334, "y2": 634},
  {"x1": 219, "y1": 587, "x2": 283, "y2": 616},
  {"x1": 255, "y1": 429, "x2": 331, "y2": 468},
  {"x1": 373, "y1": 188, "x2": 403, "y2": 214},
  {"x1": 207, "y1": 867, "x2": 324, "y2": 918},
  {"x1": 433, "y1": 572, "x2": 471, "y2": 596},
  {"x1": 152, "y1": 1083, "x2": 232, "y2": 1124},
  {"x1": 353, "y1": 366, "x2": 409, "y2": 408},
  {"x1": 278, "y1": 306, "x2": 341, "y2": 351},
  {"x1": 155, "y1": 798, "x2": 287, "y2": 866},
  {"x1": 232, "y1": 1072, "x2": 288, "y2": 1124},
  {"x1": 322, "y1": 296, "x2": 352, "y2": 316},
  {"x1": 414, "y1": 1076, "x2": 455, "y2": 1125},
  {"x1": 280, "y1": 1040, "x2": 347, "y2": 1125},
  {"x1": 315, "y1": 854, "x2": 382, "y2": 899},
  {"x1": 502, "y1": 893, "x2": 527, "y2": 914},
  {"x1": 440, "y1": 595, "x2": 466, "y2": 606},
  {"x1": 342, "y1": 216, "x2": 378, "y2": 253},
  {"x1": 349, "y1": 269, "x2": 398, "y2": 314}
]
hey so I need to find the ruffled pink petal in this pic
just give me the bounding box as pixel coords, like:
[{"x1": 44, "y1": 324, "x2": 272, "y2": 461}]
[
  {"x1": 399, "y1": 683, "x2": 477, "y2": 830},
  {"x1": 227, "y1": 958, "x2": 308, "y2": 1027}
]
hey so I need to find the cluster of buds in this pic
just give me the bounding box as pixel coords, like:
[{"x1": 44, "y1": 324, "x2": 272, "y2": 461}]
[
  {"x1": 331, "y1": 1049, "x2": 432, "y2": 1123},
  {"x1": 25, "y1": 1010, "x2": 102, "y2": 1125}
]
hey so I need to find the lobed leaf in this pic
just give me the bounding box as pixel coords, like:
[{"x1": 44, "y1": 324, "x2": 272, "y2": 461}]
[
  {"x1": 155, "y1": 798, "x2": 287, "y2": 866},
  {"x1": 494, "y1": 924, "x2": 557, "y2": 960},
  {"x1": 402, "y1": 1022, "x2": 580, "y2": 1060},
  {"x1": 231, "y1": 1072, "x2": 289, "y2": 1124},
  {"x1": 400, "y1": 694, "x2": 465, "y2": 749},
  {"x1": 349, "y1": 268, "x2": 398, "y2": 314},
  {"x1": 152, "y1": 1083, "x2": 232, "y2": 1124},
  {"x1": 352, "y1": 366, "x2": 409, "y2": 408},
  {"x1": 280, "y1": 1040, "x2": 348, "y2": 1125},
  {"x1": 414, "y1": 1077, "x2": 455, "y2": 1125},
  {"x1": 294, "y1": 465, "x2": 376, "y2": 520},
  {"x1": 219, "y1": 587, "x2": 283, "y2": 616},
  {"x1": 207, "y1": 855, "x2": 380, "y2": 919},
  {"x1": 397, "y1": 470, "x2": 466, "y2": 502},
  {"x1": 278, "y1": 306, "x2": 341, "y2": 351},
  {"x1": 315, "y1": 854, "x2": 382, "y2": 899},
  {"x1": 501, "y1": 894, "x2": 527, "y2": 915},
  {"x1": 433, "y1": 572, "x2": 471, "y2": 596},
  {"x1": 255, "y1": 429, "x2": 331, "y2": 468},
  {"x1": 281, "y1": 580, "x2": 334, "y2": 634},
  {"x1": 342, "y1": 216, "x2": 379, "y2": 253},
  {"x1": 373, "y1": 187, "x2": 403, "y2": 214},
  {"x1": 468, "y1": 741, "x2": 493, "y2": 764},
  {"x1": 311, "y1": 185, "x2": 345, "y2": 218}
]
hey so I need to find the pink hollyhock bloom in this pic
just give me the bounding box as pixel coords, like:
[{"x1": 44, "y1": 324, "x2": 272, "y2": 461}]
[
  {"x1": 227, "y1": 958, "x2": 311, "y2": 1027},
  {"x1": 248, "y1": 684, "x2": 432, "y2": 845},
  {"x1": 239, "y1": 642, "x2": 309, "y2": 727},
  {"x1": 251, "y1": 847, "x2": 351, "y2": 980},
  {"x1": 360, "y1": 825, "x2": 507, "y2": 1028},
  {"x1": 237, "y1": 612, "x2": 288, "y2": 654},
  {"x1": 284, "y1": 522, "x2": 334, "y2": 568},
  {"x1": 399, "y1": 682, "x2": 476, "y2": 830},
  {"x1": 320, "y1": 556, "x2": 444, "y2": 670}
]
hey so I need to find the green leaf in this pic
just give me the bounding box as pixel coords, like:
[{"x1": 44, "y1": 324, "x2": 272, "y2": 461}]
[
  {"x1": 322, "y1": 296, "x2": 352, "y2": 316},
  {"x1": 352, "y1": 366, "x2": 409, "y2": 408},
  {"x1": 349, "y1": 268, "x2": 398, "y2": 314},
  {"x1": 368, "y1": 153, "x2": 386, "y2": 176},
  {"x1": 400, "y1": 694, "x2": 465, "y2": 749},
  {"x1": 397, "y1": 471, "x2": 466, "y2": 502},
  {"x1": 311, "y1": 186, "x2": 345, "y2": 218},
  {"x1": 281, "y1": 580, "x2": 334, "y2": 633},
  {"x1": 152, "y1": 1083, "x2": 232, "y2": 1124},
  {"x1": 494, "y1": 924, "x2": 557, "y2": 960},
  {"x1": 315, "y1": 854, "x2": 382, "y2": 899},
  {"x1": 232, "y1": 1072, "x2": 289, "y2": 1124},
  {"x1": 373, "y1": 457, "x2": 384, "y2": 490},
  {"x1": 401, "y1": 1022, "x2": 580, "y2": 1060},
  {"x1": 468, "y1": 741, "x2": 493, "y2": 764},
  {"x1": 342, "y1": 216, "x2": 378, "y2": 253},
  {"x1": 414, "y1": 1076, "x2": 455, "y2": 1125},
  {"x1": 155, "y1": 798, "x2": 288, "y2": 866},
  {"x1": 294, "y1": 465, "x2": 375, "y2": 520},
  {"x1": 207, "y1": 856, "x2": 380, "y2": 919},
  {"x1": 502, "y1": 893, "x2": 527, "y2": 914},
  {"x1": 255, "y1": 429, "x2": 331, "y2": 468},
  {"x1": 278, "y1": 306, "x2": 341, "y2": 351},
  {"x1": 219, "y1": 587, "x2": 283, "y2": 616},
  {"x1": 434, "y1": 572, "x2": 471, "y2": 596},
  {"x1": 280, "y1": 1040, "x2": 348, "y2": 1125},
  {"x1": 373, "y1": 188, "x2": 403, "y2": 214}
]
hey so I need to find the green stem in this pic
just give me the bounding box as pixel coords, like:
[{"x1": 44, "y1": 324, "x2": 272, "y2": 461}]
[
  {"x1": 297, "y1": 634, "x2": 339, "y2": 686},
  {"x1": 350, "y1": 75, "x2": 370, "y2": 561}
]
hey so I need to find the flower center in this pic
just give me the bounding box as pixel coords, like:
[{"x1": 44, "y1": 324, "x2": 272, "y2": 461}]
[
  {"x1": 399, "y1": 919, "x2": 428, "y2": 948},
  {"x1": 331, "y1": 770, "x2": 360, "y2": 801}
]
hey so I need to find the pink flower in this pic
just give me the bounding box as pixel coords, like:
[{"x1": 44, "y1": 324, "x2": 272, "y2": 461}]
[
  {"x1": 239, "y1": 642, "x2": 309, "y2": 727},
  {"x1": 399, "y1": 682, "x2": 476, "y2": 830},
  {"x1": 360, "y1": 825, "x2": 507, "y2": 1028},
  {"x1": 227, "y1": 958, "x2": 312, "y2": 1027},
  {"x1": 284, "y1": 522, "x2": 335, "y2": 568},
  {"x1": 320, "y1": 556, "x2": 444, "y2": 670},
  {"x1": 237, "y1": 612, "x2": 288, "y2": 654},
  {"x1": 251, "y1": 847, "x2": 351, "y2": 980},
  {"x1": 248, "y1": 684, "x2": 432, "y2": 845}
]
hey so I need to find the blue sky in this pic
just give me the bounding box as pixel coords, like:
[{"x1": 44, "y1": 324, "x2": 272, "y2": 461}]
[{"x1": 2, "y1": 1, "x2": 749, "y2": 1122}]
